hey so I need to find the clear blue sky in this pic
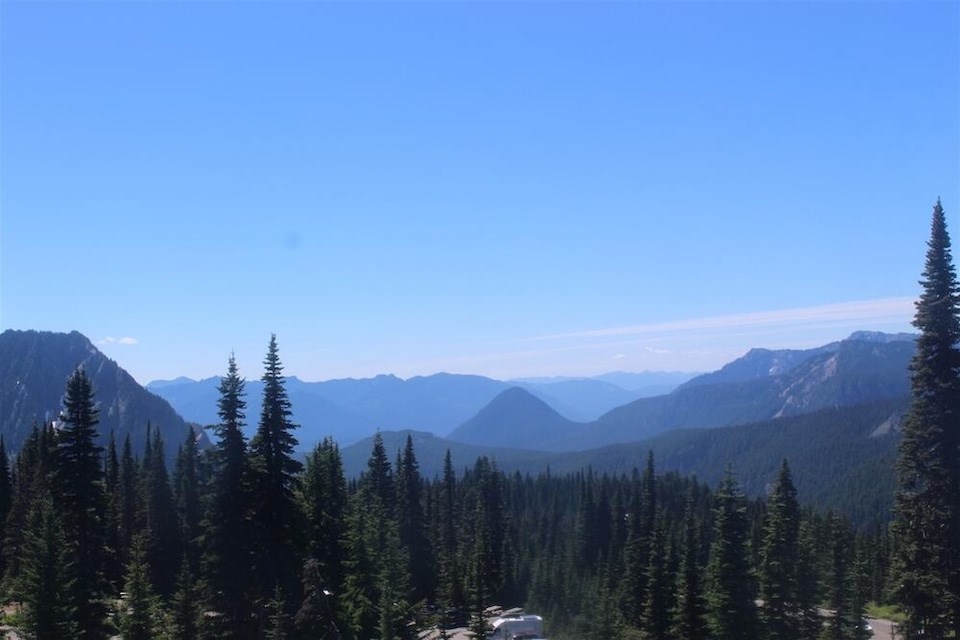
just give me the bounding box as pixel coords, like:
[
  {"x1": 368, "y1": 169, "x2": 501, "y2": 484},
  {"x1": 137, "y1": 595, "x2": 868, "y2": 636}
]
[{"x1": 2, "y1": 1, "x2": 957, "y2": 384}]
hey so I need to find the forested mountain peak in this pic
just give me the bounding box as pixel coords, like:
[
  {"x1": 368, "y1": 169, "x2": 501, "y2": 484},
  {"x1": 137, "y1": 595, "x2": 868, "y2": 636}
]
[
  {"x1": 0, "y1": 329, "x2": 200, "y2": 455},
  {"x1": 446, "y1": 387, "x2": 581, "y2": 449}
]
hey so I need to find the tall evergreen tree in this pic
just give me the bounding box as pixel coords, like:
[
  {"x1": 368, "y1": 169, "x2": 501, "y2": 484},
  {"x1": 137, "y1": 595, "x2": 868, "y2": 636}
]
[
  {"x1": 436, "y1": 449, "x2": 464, "y2": 612},
  {"x1": 360, "y1": 432, "x2": 394, "y2": 512},
  {"x1": 759, "y1": 459, "x2": 800, "y2": 640},
  {"x1": 249, "y1": 334, "x2": 304, "y2": 608},
  {"x1": 54, "y1": 367, "x2": 108, "y2": 639},
  {"x1": 396, "y1": 434, "x2": 434, "y2": 603},
  {"x1": 169, "y1": 554, "x2": 201, "y2": 640},
  {"x1": 120, "y1": 534, "x2": 163, "y2": 640},
  {"x1": 202, "y1": 353, "x2": 256, "y2": 640},
  {"x1": 623, "y1": 454, "x2": 656, "y2": 627},
  {"x1": 671, "y1": 492, "x2": 707, "y2": 640},
  {"x1": 795, "y1": 521, "x2": 822, "y2": 640},
  {"x1": 294, "y1": 558, "x2": 342, "y2": 640},
  {"x1": 0, "y1": 435, "x2": 12, "y2": 581},
  {"x1": 822, "y1": 512, "x2": 856, "y2": 640},
  {"x1": 141, "y1": 425, "x2": 180, "y2": 596},
  {"x1": 104, "y1": 432, "x2": 122, "y2": 590},
  {"x1": 299, "y1": 437, "x2": 349, "y2": 600},
  {"x1": 118, "y1": 433, "x2": 139, "y2": 571},
  {"x1": 3, "y1": 425, "x2": 50, "y2": 588},
  {"x1": 173, "y1": 426, "x2": 202, "y2": 572},
  {"x1": 642, "y1": 513, "x2": 672, "y2": 640},
  {"x1": 705, "y1": 468, "x2": 757, "y2": 640},
  {"x1": 892, "y1": 197, "x2": 960, "y2": 639},
  {"x1": 17, "y1": 496, "x2": 78, "y2": 640}
]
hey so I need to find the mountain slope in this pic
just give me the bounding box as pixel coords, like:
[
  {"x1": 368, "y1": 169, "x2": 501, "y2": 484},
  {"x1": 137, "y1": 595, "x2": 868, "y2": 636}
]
[
  {"x1": 550, "y1": 335, "x2": 915, "y2": 450},
  {"x1": 0, "y1": 330, "x2": 197, "y2": 454},
  {"x1": 446, "y1": 387, "x2": 583, "y2": 449},
  {"x1": 345, "y1": 397, "x2": 906, "y2": 527}
]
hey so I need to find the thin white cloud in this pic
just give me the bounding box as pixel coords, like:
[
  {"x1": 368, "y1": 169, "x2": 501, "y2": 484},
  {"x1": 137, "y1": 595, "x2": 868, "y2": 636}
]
[
  {"x1": 528, "y1": 297, "x2": 915, "y2": 342},
  {"x1": 97, "y1": 336, "x2": 139, "y2": 346},
  {"x1": 613, "y1": 353, "x2": 627, "y2": 360}
]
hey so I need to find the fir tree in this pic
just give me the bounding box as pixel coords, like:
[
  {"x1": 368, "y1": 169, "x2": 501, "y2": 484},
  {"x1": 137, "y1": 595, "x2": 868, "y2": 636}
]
[
  {"x1": 705, "y1": 468, "x2": 757, "y2": 640},
  {"x1": 104, "y1": 431, "x2": 122, "y2": 590},
  {"x1": 396, "y1": 434, "x2": 434, "y2": 603},
  {"x1": 54, "y1": 367, "x2": 108, "y2": 639},
  {"x1": 795, "y1": 521, "x2": 822, "y2": 640},
  {"x1": 0, "y1": 435, "x2": 12, "y2": 581},
  {"x1": 169, "y1": 555, "x2": 201, "y2": 640},
  {"x1": 249, "y1": 334, "x2": 304, "y2": 607},
  {"x1": 642, "y1": 513, "x2": 672, "y2": 640},
  {"x1": 671, "y1": 492, "x2": 707, "y2": 640},
  {"x1": 118, "y1": 433, "x2": 138, "y2": 571},
  {"x1": 623, "y1": 454, "x2": 656, "y2": 627},
  {"x1": 299, "y1": 437, "x2": 348, "y2": 599},
  {"x1": 892, "y1": 197, "x2": 960, "y2": 638},
  {"x1": 360, "y1": 432, "x2": 394, "y2": 513},
  {"x1": 759, "y1": 459, "x2": 800, "y2": 640},
  {"x1": 201, "y1": 353, "x2": 256, "y2": 640},
  {"x1": 294, "y1": 558, "x2": 342, "y2": 640},
  {"x1": 142, "y1": 424, "x2": 180, "y2": 596},
  {"x1": 173, "y1": 426, "x2": 202, "y2": 572},
  {"x1": 436, "y1": 449, "x2": 464, "y2": 612},
  {"x1": 17, "y1": 496, "x2": 78, "y2": 640},
  {"x1": 120, "y1": 534, "x2": 163, "y2": 640}
]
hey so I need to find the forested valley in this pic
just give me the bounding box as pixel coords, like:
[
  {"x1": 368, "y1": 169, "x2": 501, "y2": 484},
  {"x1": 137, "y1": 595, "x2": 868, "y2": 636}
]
[
  {"x1": 1, "y1": 202, "x2": 957, "y2": 640},
  {"x1": 0, "y1": 361, "x2": 893, "y2": 640}
]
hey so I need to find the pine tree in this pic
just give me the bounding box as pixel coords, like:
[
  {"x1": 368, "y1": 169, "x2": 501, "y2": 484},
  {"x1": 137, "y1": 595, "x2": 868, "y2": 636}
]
[
  {"x1": 360, "y1": 432, "x2": 394, "y2": 512},
  {"x1": 0, "y1": 435, "x2": 12, "y2": 581},
  {"x1": 104, "y1": 431, "x2": 123, "y2": 590},
  {"x1": 795, "y1": 521, "x2": 822, "y2": 640},
  {"x1": 341, "y1": 496, "x2": 381, "y2": 640},
  {"x1": 54, "y1": 367, "x2": 109, "y2": 639},
  {"x1": 3, "y1": 425, "x2": 47, "y2": 588},
  {"x1": 294, "y1": 558, "x2": 342, "y2": 640},
  {"x1": 436, "y1": 449, "x2": 464, "y2": 613},
  {"x1": 174, "y1": 426, "x2": 202, "y2": 572},
  {"x1": 17, "y1": 496, "x2": 78, "y2": 640},
  {"x1": 120, "y1": 534, "x2": 163, "y2": 640},
  {"x1": 822, "y1": 512, "x2": 855, "y2": 640},
  {"x1": 299, "y1": 437, "x2": 348, "y2": 600},
  {"x1": 671, "y1": 492, "x2": 707, "y2": 640},
  {"x1": 201, "y1": 353, "x2": 256, "y2": 640},
  {"x1": 118, "y1": 433, "x2": 138, "y2": 571},
  {"x1": 249, "y1": 334, "x2": 304, "y2": 607},
  {"x1": 759, "y1": 459, "x2": 801, "y2": 640},
  {"x1": 642, "y1": 513, "x2": 672, "y2": 640},
  {"x1": 142, "y1": 424, "x2": 180, "y2": 596},
  {"x1": 169, "y1": 555, "x2": 201, "y2": 640},
  {"x1": 892, "y1": 197, "x2": 960, "y2": 638},
  {"x1": 623, "y1": 454, "x2": 656, "y2": 627},
  {"x1": 396, "y1": 434, "x2": 434, "y2": 603},
  {"x1": 705, "y1": 468, "x2": 757, "y2": 640}
]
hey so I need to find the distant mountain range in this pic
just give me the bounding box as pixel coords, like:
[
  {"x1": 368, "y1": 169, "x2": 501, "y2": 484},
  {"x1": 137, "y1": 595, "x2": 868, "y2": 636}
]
[
  {"x1": 0, "y1": 330, "x2": 201, "y2": 455},
  {"x1": 447, "y1": 332, "x2": 915, "y2": 451},
  {"x1": 147, "y1": 370, "x2": 697, "y2": 445},
  {"x1": 0, "y1": 328, "x2": 917, "y2": 526}
]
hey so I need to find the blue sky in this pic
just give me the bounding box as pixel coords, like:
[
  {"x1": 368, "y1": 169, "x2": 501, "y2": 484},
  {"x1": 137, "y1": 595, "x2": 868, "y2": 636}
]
[{"x1": 2, "y1": 1, "x2": 957, "y2": 384}]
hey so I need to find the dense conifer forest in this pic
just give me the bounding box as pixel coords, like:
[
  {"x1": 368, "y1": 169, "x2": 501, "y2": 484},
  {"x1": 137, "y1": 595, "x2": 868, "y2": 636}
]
[{"x1": 0, "y1": 201, "x2": 956, "y2": 640}]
